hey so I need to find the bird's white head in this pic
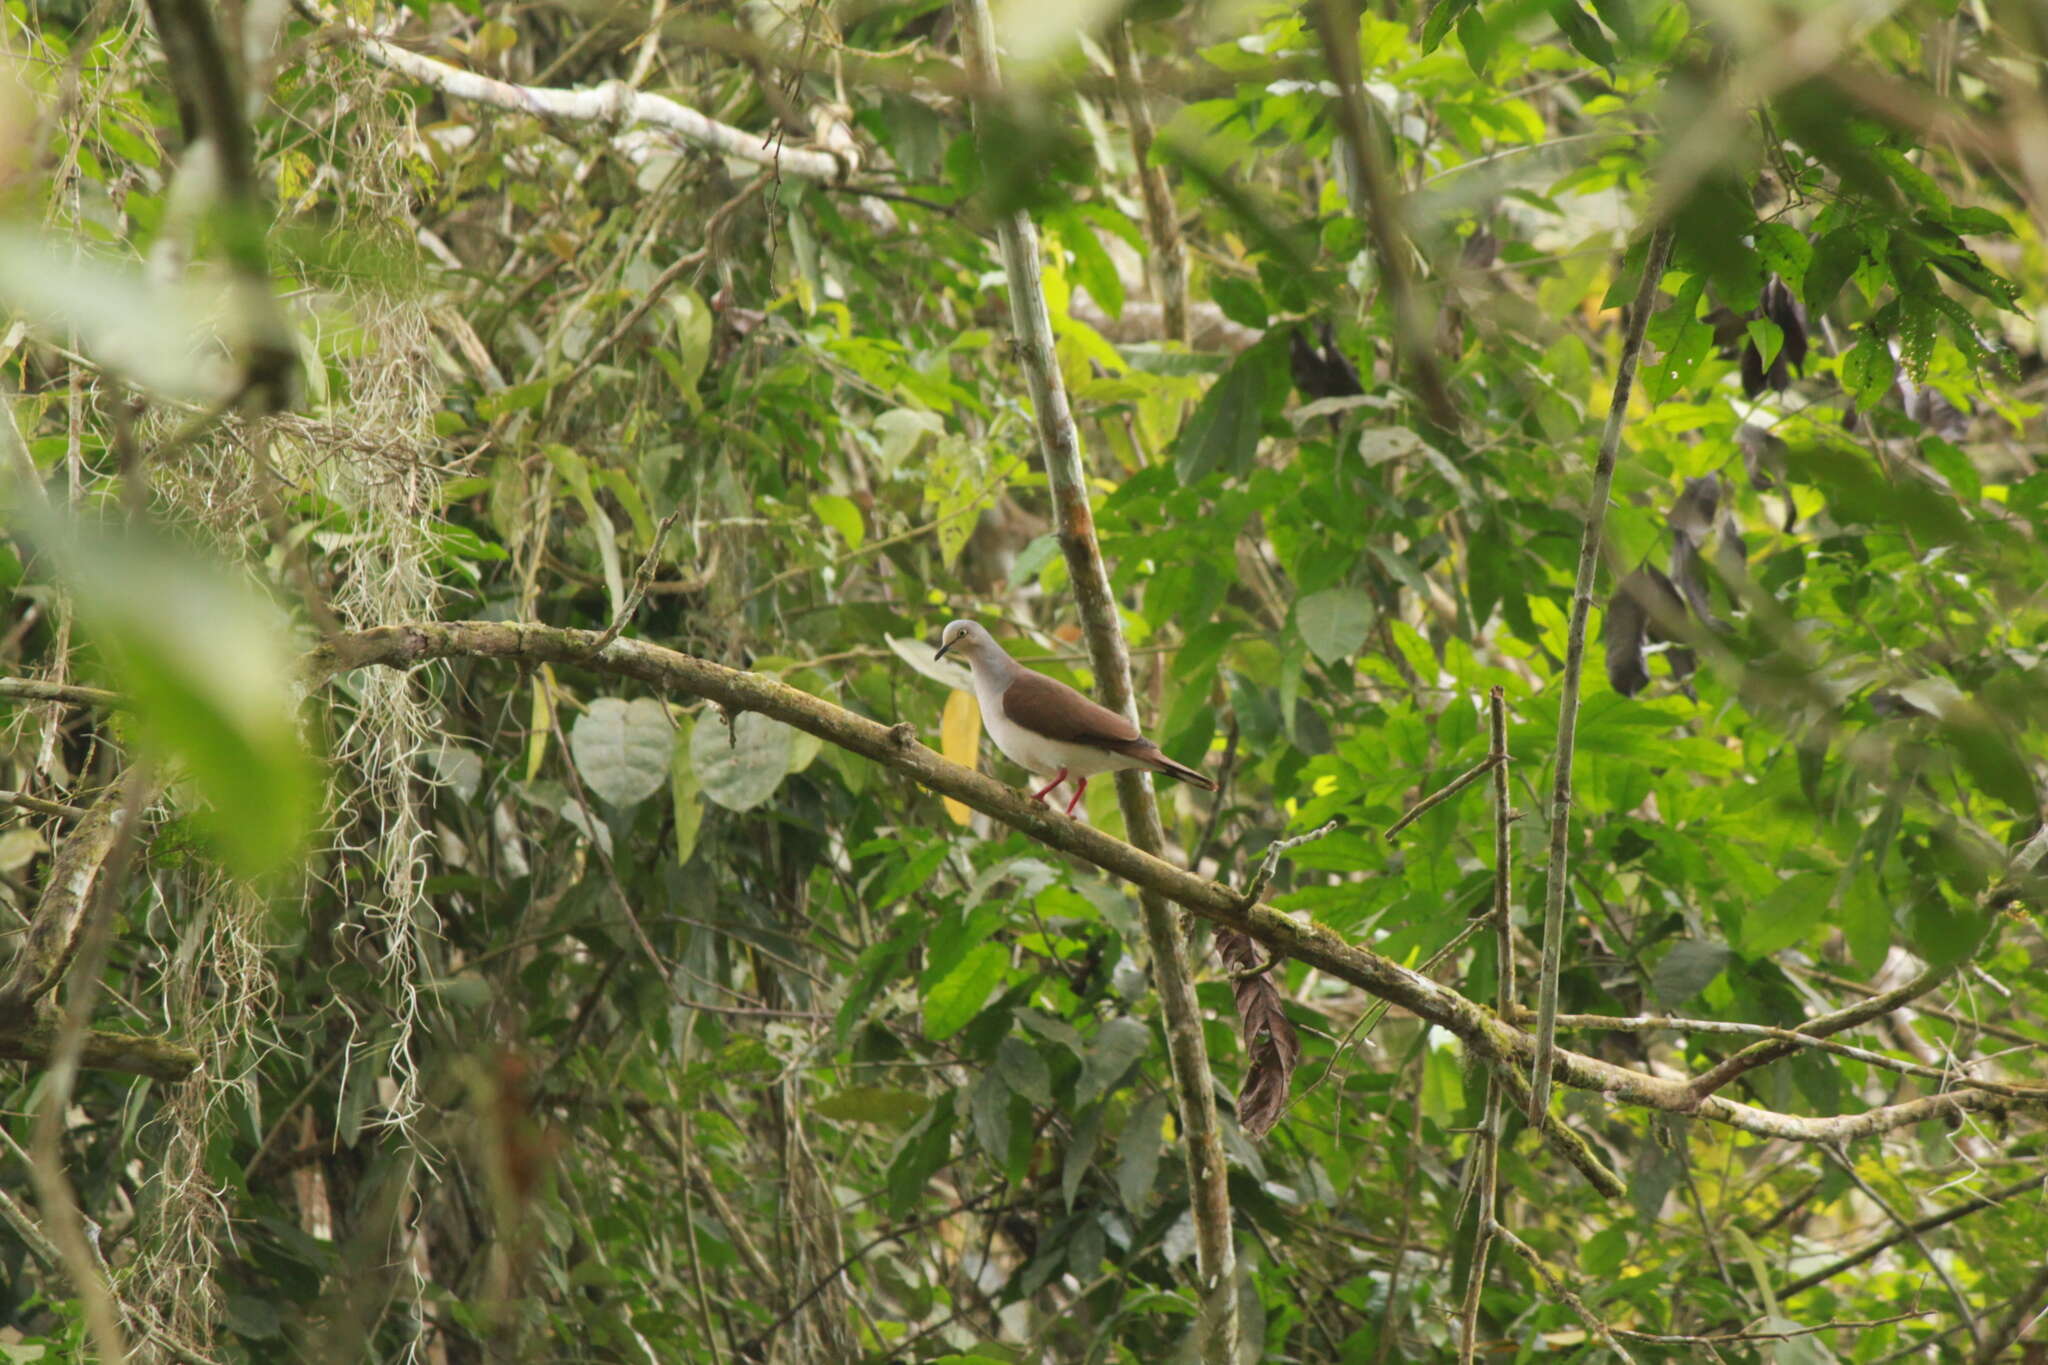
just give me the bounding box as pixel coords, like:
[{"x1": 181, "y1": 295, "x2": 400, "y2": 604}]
[{"x1": 934, "y1": 618, "x2": 1002, "y2": 665}]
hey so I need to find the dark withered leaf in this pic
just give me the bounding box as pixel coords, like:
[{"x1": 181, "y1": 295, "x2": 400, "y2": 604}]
[
  {"x1": 1736, "y1": 422, "x2": 1784, "y2": 490},
  {"x1": 1739, "y1": 276, "x2": 1809, "y2": 395},
  {"x1": 1605, "y1": 572, "x2": 1652, "y2": 697},
  {"x1": 1289, "y1": 321, "x2": 1364, "y2": 402},
  {"x1": 1214, "y1": 927, "x2": 1300, "y2": 1139}
]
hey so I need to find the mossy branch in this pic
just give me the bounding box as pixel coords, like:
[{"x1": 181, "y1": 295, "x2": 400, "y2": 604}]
[{"x1": 305, "y1": 622, "x2": 2044, "y2": 1159}]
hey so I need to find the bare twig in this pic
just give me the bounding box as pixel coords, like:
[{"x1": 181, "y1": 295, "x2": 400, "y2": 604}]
[
  {"x1": 588, "y1": 510, "x2": 682, "y2": 656},
  {"x1": 1616, "y1": 1310, "x2": 1935, "y2": 1345},
  {"x1": 1826, "y1": 1145, "x2": 1983, "y2": 1348},
  {"x1": 1385, "y1": 755, "x2": 1502, "y2": 840},
  {"x1": 1778, "y1": 1173, "x2": 2045, "y2": 1300},
  {"x1": 1518, "y1": 1008, "x2": 2044, "y2": 1099},
  {"x1": 1457, "y1": 687, "x2": 1514, "y2": 1362},
  {"x1": 1972, "y1": 1259, "x2": 2048, "y2": 1364},
  {"x1": 1240, "y1": 818, "x2": 1341, "y2": 906},
  {"x1": 0, "y1": 790, "x2": 90, "y2": 821},
  {"x1": 1305, "y1": 0, "x2": 1457, "y2": 435},
  {"x1": 0, "y1": 677, "x2": 125, "y2": 709},
  {"x1": 26, "y1": 771, "x2": 151, "y2": 1364},
  {"x1": 1491, "y1": 1222, "x2": 1638, "y2": 1363},
  {"x1": 294, "y1": 0, "x2": 862, "y2": 183},
  {"x1": 1528, "y1": 226, "x2": 1673, "y2": 1122},
  {"x1": 1107, "y1": 24, "x2": 1188, "y2": 343},
  {"x1": 0, "y1": 784, "x2": 155, "y2": 1025},
  {"x1": 142, "y1": 0, "x2": 297, "y2": 408}
]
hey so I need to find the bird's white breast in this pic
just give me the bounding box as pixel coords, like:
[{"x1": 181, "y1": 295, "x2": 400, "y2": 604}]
[{"x1": 974, "y1": 675, "x2": 1142, "y2": 779}]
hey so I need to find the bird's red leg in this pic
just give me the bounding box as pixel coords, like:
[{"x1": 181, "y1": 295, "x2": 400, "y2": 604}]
[
  {"x1": 1030, "y1": 769, "x2": 1068, "y2": 804},
  {"x1": 1063, "y1": 777, "x2": 1088, "y2": 816}
]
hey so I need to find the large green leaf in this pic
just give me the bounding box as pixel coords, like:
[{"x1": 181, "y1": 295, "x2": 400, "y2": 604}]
[
  {"x1": 569, "y1": 697, "x2": 672, "y2": 808},
  {"x1": 690, "y1": 709, "x2": 793, "y2": 811},
  {"x1": 34, "y1": 517, "x2": 317, "y2": 877},
  {"x1": 1295, "y1": 586, "x2": 1376, "y2": 665},
  {"x1": 1172, "y1": 339, "x2": 1282, "y2": 482}
]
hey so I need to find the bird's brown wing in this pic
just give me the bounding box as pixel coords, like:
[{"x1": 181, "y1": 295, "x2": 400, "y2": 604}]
[{"x1": 1000, "y1": 669, "x2": 1140, "y2": 748}]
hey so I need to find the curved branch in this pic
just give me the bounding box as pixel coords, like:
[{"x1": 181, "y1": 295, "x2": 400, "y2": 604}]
[
  {"x1": 297, "y1": 0, "x2": 857, "y2": 184},
  {"x1": 0, "y1": 1021, "x2": 203, "y2": 1081},
  {"x1": 303, "y1": 621, "x2": 2048, "y2": 1150},
  {"x1": 0, "y1": 786, "x2": 146, "y2": 1027},
  {"x1": 0, "y1": 677, "x2": 126, "y2": 709}
]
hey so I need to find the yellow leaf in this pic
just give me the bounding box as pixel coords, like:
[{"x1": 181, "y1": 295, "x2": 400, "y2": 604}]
[
  {"x1": 940, "y1": 690, "x2": 980, "y2": 826},
  {"x1": 526, "y1": 668, "x2": 556, "y2": 781}
]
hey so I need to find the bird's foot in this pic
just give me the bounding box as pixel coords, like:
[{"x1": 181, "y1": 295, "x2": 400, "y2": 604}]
[
  {"x1": 1062, "y1": 778, "x2": 1088, "y2": 817},
  {"x1": 1030, "y1": 770, "x2": 1069, "y2": 804}
]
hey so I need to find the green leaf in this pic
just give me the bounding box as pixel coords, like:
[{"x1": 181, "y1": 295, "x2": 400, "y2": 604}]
[
  {"x1": 885, "y1": 1097, "x2": 956, "y2": 1215},
  {"x1": 814, "y1": 1086, "x2": 928, "y2": 1127},
  {"x1": 1076, "y1": 1017, "x2": 1150, "y2": 1107},
  {"x1": 1550, "y1": 0, "x2": 1616, "y2": 66},
  {"x1": 1010, "y1": 533, "x2": 1062, "y2": 584},
  {"x1": 1650, "y1": 939, "x2": 1731, "y2": 1003},
  {"x1": 1296, "y1": 586, "x2": 1376, "y2": 665},
  {"x1": 924, "y1": 940, "x2": 1008, "y2": 1039},
  {"x1": 1053, "y1": 210, "x2": 1123, "y2": 319},
  {"x1": 1586, "y1": 0, "x2": 1637, "y2": 48},
  {"x1": 1944, "y1": 206, "x2": 2011, "y2": 237},
  {"x1": 811, "y1": 492, "x2": 866, "y2": 549},
  {"x1": 1457, "y1": 5, "x2": 1497, "y2": 72},
  {"x1": 670, "y1": 718, "x2": 705, "y2": 866},
  {"x1": 1876, "y1": 149, "x2": 1948, "y2": 215},
  {"x1": 1210, "y1": 276, "x2": 1267, "y2": 329},
  {"x1": 996, "y1": 1036, "x2": 1052, "y2": 1104},
  {"x1": 1643, "y1": 318, "x2": 1713, "y2": 403},
  {"x1": 666, "y1": 286, "x2": 712, "y2": 411},
  {"x1": 1422, "y1": 0, "x2": 1478, "y2": 52},
  {"x1": 1172, "y1": 341, "x2": 1279, "y2": 482},
  {"x1": 1745, "y1": 318, "x2": 1784, "y2": 374},
  {"x1": 1842, "y1": 331, "x2": 1897, "y2": 408},
  {"x1": 1116, "y1": 1093, "x2": 1169, "y2": 1209},
  {"x1": 1755, "y1": 223, "x2": 1812, "y2": 289},
  {"x1": 476, "y1": 375, "x2": 554, "y2": 420},
  {"x1": 924, "y1": 435, "x2": 991, "y2": 565},
  {"x1": 570, "y1": 697, "x2": 672, "y2": 807},
  {"x1": 1802, "y1": 226, "x2": 1865, "y2": 314},
  {"x1": 1737, "y1": 872, "x2": 1831, "y2": 959},
  {"x1": 969, "y1": 1068, "x2": 1013, "y2": 1158},
  {"x1": 690, "y1": 709, "x2": 793, "y2": 811},
  {"x1": 36, "y1": 519, "x2": 317, "y2": 878}
]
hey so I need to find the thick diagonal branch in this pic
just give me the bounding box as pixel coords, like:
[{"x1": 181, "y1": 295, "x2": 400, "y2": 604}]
[{"x1": 303, "y1": 622, "x2": 2048, "y2": 1151}]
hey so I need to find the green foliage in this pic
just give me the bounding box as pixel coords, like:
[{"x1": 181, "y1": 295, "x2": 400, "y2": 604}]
[{"x1": 3, "y1": 0, "x2": 2046, "y2": 1359}]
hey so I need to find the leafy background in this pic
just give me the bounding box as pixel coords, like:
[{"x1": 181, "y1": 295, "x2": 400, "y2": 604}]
[{"x1": 1, "y1": 0, "x2": 2047, "y2": 1359}]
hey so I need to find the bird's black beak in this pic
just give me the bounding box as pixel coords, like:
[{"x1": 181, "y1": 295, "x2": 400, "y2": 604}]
[{"x1": 933, "y1": 638, "x2": 955, "y2": 662}]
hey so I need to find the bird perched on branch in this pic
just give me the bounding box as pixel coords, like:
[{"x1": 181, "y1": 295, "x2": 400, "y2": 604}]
[{"x1": 934, "y1": 619, "x2": 1214, "y2": 816}]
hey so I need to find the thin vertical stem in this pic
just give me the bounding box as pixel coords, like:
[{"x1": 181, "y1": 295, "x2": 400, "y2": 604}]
[
  {"x1": 1306, "y1": 0, "x2": 1458, "y2": 436},
  {"x1": 1458, "y1": 687, "x2": 1514, "y2": 1362},
  {"x1": 1107, "y1": 23, "x2": 1187, "y2": 344},
  {"x1": 1527, "y1": 226, "x2": 1673, "y2": 1121},
  {"x1": 951, "y1": 6, "x2": 1238, "y2": 1359}
]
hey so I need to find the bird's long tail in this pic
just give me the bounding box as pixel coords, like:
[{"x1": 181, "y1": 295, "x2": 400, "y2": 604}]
[{"x1": 1141, "y1": 746, "x2": 1216, "y2": 791}]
